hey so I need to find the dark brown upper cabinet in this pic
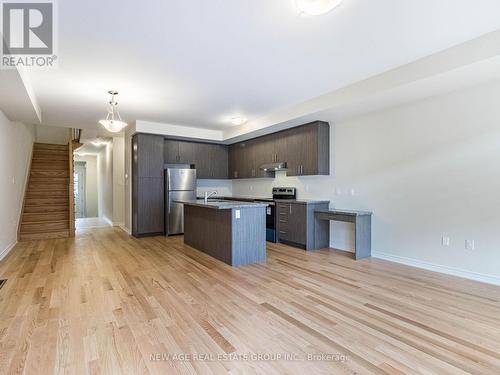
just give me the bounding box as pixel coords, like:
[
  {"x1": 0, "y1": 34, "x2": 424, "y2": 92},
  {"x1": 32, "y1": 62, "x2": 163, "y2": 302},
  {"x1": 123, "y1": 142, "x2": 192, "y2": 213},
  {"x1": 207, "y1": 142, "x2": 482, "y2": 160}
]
[
  {"x1": 136, "y1": 133, "x2": 165, "y2": 178},
  {"x1": 195, "y1": 143, "x2": 228, "y2": 179},
  {"x1": 165, "y1": 139, "x2": 228, "y2": 179},
  {"x1": 285, "y1": 121, "x2": 330, "y2": 176},
  {"x1": 228, "y1": 121, "x2": 330, "y2": 179},
  {"x1": 164, "y1": 140, "x2": 197, "y2": 165},
  {"x1": 228, "y1": 142, "x2": 248, "y2": 179},
  {"x1": 164, "y1": 139, "x2": 180, "y2": 164}
]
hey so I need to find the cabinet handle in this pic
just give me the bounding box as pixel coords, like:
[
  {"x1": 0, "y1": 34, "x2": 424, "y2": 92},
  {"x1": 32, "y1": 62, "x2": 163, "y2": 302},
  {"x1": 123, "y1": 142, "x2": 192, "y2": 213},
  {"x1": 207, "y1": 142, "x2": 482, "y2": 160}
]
[
  {"x1": 279, "y1": 231, "x2": 287, "y2": 234},
  {"x1": 297, "y1": 166, "x2": 300, "y2": 175},
  {"x1": 289, "y1": 205, "x2": 292, "y2": 214}
]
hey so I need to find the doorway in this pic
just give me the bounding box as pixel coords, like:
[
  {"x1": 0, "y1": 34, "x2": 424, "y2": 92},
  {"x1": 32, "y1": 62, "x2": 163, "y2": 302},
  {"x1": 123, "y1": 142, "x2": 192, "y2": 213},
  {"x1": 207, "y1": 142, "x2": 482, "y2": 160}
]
[{"x1": 74, "y1": 161, "x2": 87, "y2": 218}]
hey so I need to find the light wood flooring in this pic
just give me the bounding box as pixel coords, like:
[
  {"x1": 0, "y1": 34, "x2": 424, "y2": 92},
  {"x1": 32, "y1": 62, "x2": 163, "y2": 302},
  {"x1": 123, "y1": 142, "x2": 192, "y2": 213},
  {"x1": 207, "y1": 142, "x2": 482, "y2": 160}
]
[{"x1": 1, "y1": 227, "x2": 500, "y2": 374}]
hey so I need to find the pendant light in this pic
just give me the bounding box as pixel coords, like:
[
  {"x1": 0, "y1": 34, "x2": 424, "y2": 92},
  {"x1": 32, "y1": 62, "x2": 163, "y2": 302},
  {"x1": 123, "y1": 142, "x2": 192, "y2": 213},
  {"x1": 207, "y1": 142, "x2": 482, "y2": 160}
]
[{"x1": 99, "y1": 90, "x2": 128, "y2": 133}]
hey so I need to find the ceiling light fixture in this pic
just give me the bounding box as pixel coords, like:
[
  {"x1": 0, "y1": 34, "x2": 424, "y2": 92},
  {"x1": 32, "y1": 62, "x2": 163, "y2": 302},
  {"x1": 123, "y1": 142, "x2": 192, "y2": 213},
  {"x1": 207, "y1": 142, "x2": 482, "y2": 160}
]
[
  {"x1": 231, "y1": 116, "x2": 247, "y2": 126},
  {"x1": 295, "y1": 0, "x2": 343, "y2": 16},
  {"x1": 99, "y1": 90, "x2": 128, "y2": 133}
]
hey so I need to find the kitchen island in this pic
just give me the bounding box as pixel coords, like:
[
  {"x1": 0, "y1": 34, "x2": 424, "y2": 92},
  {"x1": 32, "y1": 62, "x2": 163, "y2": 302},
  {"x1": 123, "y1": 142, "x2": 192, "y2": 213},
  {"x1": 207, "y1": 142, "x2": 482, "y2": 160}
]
[{"x1": 176, "y1": 200, "x2": 268, "y2": 266}]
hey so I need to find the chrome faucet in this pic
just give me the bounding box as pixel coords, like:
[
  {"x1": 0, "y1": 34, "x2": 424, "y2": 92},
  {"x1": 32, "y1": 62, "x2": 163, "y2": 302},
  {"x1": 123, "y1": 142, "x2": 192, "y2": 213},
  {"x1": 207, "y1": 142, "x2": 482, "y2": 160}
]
[{"x1": 204, "y1": 191, "x2": 217, "y2": 203}]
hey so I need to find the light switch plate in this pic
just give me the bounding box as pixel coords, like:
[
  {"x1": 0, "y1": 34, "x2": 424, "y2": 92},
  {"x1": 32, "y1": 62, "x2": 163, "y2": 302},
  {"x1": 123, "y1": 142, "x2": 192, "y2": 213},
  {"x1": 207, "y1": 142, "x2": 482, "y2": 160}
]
[
  {"x1": 465, "y1": 240, "x2": 475, "y2": 250},
  {"x1": 235, "y1": 210, "x2": 240, "y2": 219},
  {"x1": 442, "y1": 236, "x2": 450, "y2": 246}
]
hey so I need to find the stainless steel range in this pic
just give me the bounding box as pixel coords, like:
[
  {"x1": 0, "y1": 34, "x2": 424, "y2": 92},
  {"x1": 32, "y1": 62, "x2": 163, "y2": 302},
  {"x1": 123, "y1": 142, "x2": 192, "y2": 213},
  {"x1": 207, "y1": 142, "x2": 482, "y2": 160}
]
[{"x1": 254, "y1": 187, "x2": 297, "y2": 242}]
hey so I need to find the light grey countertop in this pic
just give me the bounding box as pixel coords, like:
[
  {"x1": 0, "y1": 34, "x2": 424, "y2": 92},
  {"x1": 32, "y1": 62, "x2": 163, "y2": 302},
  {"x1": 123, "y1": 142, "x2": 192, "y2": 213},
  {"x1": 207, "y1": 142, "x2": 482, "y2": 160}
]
[
  {"x1": 197, "y1": 195, "x2": 271, "y2": 201},
  {"x1": 315, "y1": 208, "x2": 373, "y2": 216},
  {"x1": 198, "y1": 195, "x2": 330, "y2": 205},
  {"x1": 273, "y1": 199, "x2": 330, "y2": 204},
  {"x1": 176, "y1": 199, "x2": 269, "y2": 210}
]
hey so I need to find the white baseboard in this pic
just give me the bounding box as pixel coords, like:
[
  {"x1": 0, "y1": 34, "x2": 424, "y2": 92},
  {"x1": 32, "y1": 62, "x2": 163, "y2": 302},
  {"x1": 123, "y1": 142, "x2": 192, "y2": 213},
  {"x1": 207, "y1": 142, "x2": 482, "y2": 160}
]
[
  {"x1": 119, "y1": 225, "x2": 131, "y2": 235},
  {"x1": 372, "y1": 251, "x2": 500, "y2": 286},
  {"x1": 0, "y1": 241, "x2": 17, "y2": 262}
]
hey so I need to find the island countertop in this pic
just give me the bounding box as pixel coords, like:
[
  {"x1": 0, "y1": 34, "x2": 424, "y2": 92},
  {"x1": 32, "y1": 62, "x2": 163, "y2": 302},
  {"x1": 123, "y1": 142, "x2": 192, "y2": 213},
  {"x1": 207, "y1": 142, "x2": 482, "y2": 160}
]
[{"x1": 175, "y1": 199, "x2": 269, "y2": 210}]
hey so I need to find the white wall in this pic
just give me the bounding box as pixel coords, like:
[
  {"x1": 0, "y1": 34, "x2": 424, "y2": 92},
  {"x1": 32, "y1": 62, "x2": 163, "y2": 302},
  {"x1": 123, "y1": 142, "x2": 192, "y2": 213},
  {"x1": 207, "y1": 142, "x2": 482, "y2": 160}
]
[
  {"x1": 112, "y1": 137, "x2": 125, "y2": 226},
  {"x1": 35, "y1": 124, "x2": 69, "y2": 145},
  {"x1": 124, "y1": 124, "x2": 135, "y2": 232},
  {"x1": 74, "y1": 154, "x2": 98, "y2": 217},
  {"x1": 0, "y1": 110, "x2": 35, "y2": 259},
  {"x1": 197, "y1": 180, "x2": 233, "y2": 198},
  {"x1": 233, "y1": 79, "x2": 500, "y2": 283},
  {"x1": 97, "y1": 142, "x2": 113, "y2": 223}
]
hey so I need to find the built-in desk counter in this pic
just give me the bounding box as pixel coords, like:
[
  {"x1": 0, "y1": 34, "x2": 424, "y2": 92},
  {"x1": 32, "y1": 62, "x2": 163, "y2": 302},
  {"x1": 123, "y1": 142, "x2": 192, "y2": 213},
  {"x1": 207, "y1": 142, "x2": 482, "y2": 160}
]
[{"x1": 314, "y1": 209, "x2": 373, "y2": 260}]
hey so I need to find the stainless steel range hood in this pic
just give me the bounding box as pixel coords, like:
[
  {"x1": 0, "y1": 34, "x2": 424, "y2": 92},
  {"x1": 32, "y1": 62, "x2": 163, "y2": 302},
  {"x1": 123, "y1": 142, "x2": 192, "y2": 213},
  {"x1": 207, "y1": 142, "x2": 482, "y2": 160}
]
[{"x1": 260, "y1": 162, "x2": 288, "y2": 172}]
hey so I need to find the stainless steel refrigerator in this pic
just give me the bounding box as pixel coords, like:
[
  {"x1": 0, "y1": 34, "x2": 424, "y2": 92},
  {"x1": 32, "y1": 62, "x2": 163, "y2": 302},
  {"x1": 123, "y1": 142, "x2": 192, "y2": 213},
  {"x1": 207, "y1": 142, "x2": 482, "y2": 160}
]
[{"x1": 165, "y1": 167, "x2": 197, "y2": 235}]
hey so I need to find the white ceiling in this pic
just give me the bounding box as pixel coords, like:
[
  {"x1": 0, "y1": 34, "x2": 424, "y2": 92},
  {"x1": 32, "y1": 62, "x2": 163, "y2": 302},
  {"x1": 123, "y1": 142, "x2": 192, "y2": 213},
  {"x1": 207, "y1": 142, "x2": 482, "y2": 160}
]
[{"x1": 10, "y1": 0, "x2": 500, "y2": 133}]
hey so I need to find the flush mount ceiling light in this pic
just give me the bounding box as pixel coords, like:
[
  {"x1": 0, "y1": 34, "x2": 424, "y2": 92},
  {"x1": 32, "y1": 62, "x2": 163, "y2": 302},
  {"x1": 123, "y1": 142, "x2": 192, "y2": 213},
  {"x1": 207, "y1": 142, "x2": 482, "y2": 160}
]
[
  {"x1": 231, "y1": 116, "x2": 247, "y2": 126},
  {"x1": 295, "y1": 0, "x2": 343, "y2": 15},
  {"x1": 99, "y1": 90, "x2": 128, "y2": 133}
]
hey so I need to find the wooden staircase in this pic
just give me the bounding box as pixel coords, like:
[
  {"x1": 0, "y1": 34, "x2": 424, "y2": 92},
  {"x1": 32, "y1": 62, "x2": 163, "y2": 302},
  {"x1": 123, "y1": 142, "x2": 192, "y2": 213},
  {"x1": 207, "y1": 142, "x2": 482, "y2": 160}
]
[{"x1": 19, "y1": 143, "x2": 72, "y2": 241}]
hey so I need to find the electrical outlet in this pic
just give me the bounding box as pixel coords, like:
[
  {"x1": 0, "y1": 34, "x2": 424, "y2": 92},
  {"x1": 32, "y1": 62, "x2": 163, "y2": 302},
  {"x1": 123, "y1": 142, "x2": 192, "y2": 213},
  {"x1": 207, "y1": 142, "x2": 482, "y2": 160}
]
[
  {"x1": 350, "y1": 188, "x2": 355, "y2": 196},
  {"x1": 441, "y1": 236, "x2": 450, "y2": 247},
  {"x1": 465, "y1": 240, "x2": 475, "y2": 251},
  {"x1": 235, "y1": 210, "x2": 240, "y2": 219}
]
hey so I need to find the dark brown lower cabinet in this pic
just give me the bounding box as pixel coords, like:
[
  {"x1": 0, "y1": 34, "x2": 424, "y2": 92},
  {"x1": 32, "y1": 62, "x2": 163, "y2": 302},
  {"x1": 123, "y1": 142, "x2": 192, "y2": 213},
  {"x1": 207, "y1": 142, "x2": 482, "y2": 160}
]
[
  {"x1": 132, "y1": 133, "x2": 165, "y2": 237},
  {"x1": 136, "y1": 178, "x2": 164, "y2": 235},
  {"x1": 277, "y1": 201, "x2": 329, "y2": 250}
]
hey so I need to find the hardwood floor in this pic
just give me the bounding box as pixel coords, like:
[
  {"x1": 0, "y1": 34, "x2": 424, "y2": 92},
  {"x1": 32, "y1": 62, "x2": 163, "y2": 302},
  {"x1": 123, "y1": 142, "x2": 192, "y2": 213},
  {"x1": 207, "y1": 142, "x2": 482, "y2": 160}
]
[{"x1": 1, "y1": 227, "x2": 500, "y2": 374}]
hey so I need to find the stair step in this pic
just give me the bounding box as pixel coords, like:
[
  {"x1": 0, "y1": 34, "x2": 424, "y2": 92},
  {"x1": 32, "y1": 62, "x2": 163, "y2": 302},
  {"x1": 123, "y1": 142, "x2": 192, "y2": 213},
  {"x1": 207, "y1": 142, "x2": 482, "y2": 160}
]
[
  {"x1": 34, "y1": 147, "x2": 68, "y2": 154},
  {"x1": 26, "y1": 190, "x2": 68, "y2": 198},
  {"x1": 23, "y1": 205, "x2": 68, "y2": 214},
  {"x1": 25, "y1": 197, "x2": 69, "y2": 206},
  {"x1": 29, "y1": 176, "x2": 69, "y2": 183},
  {"x1": 31, "y1": 160, "x2": 68, "y2": 169},
  {"x1": 30, "y1": 170, "x2": 69, "y2": 178},
  {"x1": 28, "y1": 183, "x2": 67, "y2": 191},
  {"x1": 34, "y1": 143, "x2": 68, "y2": 151},
  {"x1": 19, "y1": 230, "x2": 69, "y2": 241},
  {"x1": 21, "y1": 220, "x2": 69, "y2": 233},
  {"x1": 32, "y1": 155, "x2": 69, "y2": 162},
  {"x1": 22, "y1": 212, "x2": 69, "y2": 222}
]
